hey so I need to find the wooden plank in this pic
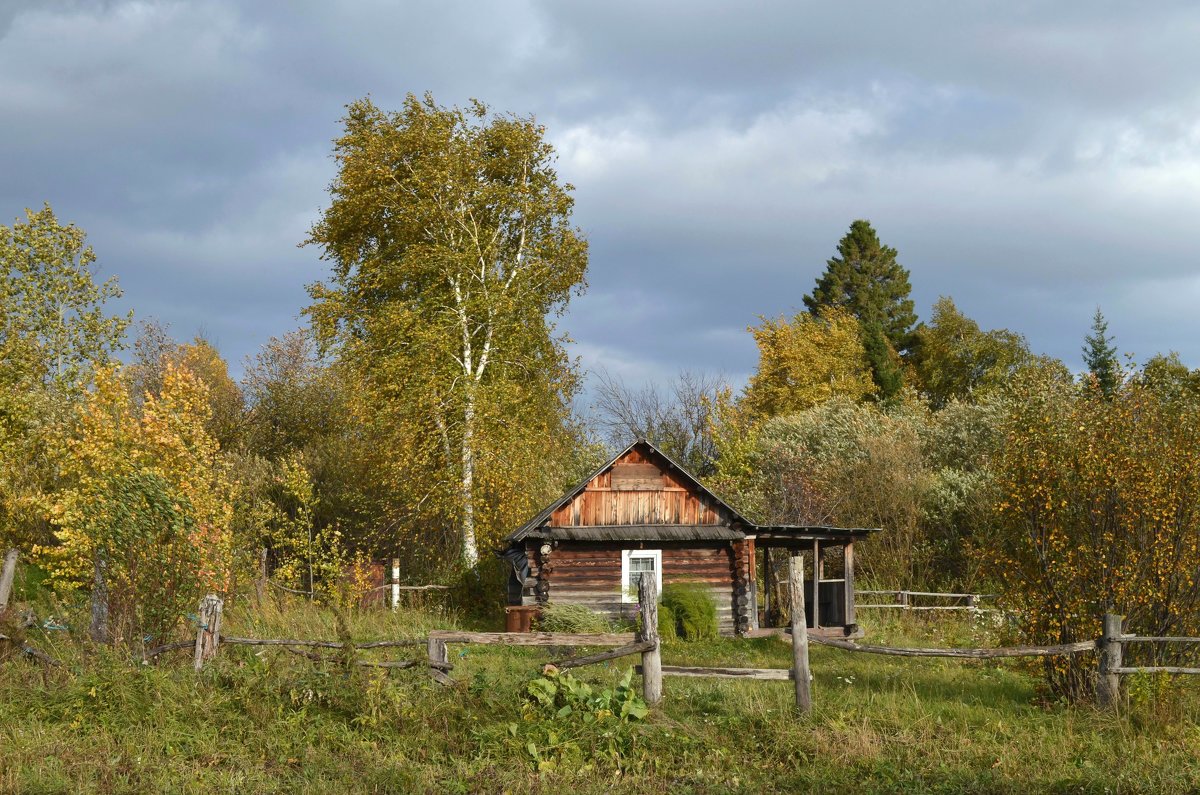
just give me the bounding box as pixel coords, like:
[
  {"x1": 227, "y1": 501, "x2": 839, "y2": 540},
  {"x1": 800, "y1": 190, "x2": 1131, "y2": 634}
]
[
  {"x1": 1113, "y1": 666, "x2": 1200, "y2": 675},
  {"x1": 1123, "y1": 636, "x2": 1200, "y2": 643},
  {"x1": 552, "y1": 640, "x2": 656, "y2": 670},
  {"x1": 790, "y1": 555, "x2": 812, "y2": 713},
  {"x1": 812, "y1": 636, "x2": 1097, "y2": 658},
  {"x1": 636, "y1": 665, "x2": 792, "y2": 681},
  {"x1": 429, "y1": 630, "x2": 636, "y2": 646}
]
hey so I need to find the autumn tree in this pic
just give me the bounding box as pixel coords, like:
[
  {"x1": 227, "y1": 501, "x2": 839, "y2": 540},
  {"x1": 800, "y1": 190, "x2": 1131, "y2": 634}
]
[
  {"x1": 743, "y1": 307, "x2": 876, "y2": 419},
  {"x1": 986, "y1": 371, "x2": 1200, "y2": 700},
  {"x1": 39, "y1": 364, "x2": 234, "y2": 643},
  {"x1": 0, "y1": 204, "x2": 129, "y2": 549},
  {"x1": 305, "y1": 94, "x2": 589, "y2": 570},
  {"x1": 128, "y1": 320, "x2": 245, "y2": 449},
  {"x1": 914, "y1": 297, "x2": 1041, "y2": 408},
  {"x1": 591, "y1": 369, "x2": 724, "y2": 475},
  {"x1": 803, "y1": 220, "x2": 917, "y2": 399}
]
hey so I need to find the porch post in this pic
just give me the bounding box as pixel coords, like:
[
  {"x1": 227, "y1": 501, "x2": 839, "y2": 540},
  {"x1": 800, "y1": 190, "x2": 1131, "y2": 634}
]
[
  {"x1": 811, "y1": 539, "x2": 821, "y2": 630},
  {"x1": 843, "y1": 541, "x2": 856, "y2": 630},
  {"x1": 762, "y1": 545, "x2": 772, "y2": 626}
]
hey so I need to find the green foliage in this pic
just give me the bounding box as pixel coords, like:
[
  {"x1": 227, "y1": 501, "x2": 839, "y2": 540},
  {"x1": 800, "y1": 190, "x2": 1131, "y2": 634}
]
[
  {"x1": 537, "y1": 602, "x2": 614, "y2": 634},
  {"x1": 518, "y1": 666, "x2": 647, "y2": 773},
  {"x1": 0, "y1": 204, "x2": 130, "y2": 550},
  {"x1": 1082, "y1": 306, "x2": 1121, "y2": 398},
  {"x1": 803, "y1": 219, "x2": 917, "y2": 394},
  {"x1": 4, "y1": 601, "x2": 1200, "y2": 791},
  {"x1": 913, "y1": 296, "x2": 1044, "y2": 408},
  {"x1": 662, "y1": 584, "x2": 718, "y2": 641},
  {"x1": 657, "y1": 602, "x2": 678, "y2": 642}
]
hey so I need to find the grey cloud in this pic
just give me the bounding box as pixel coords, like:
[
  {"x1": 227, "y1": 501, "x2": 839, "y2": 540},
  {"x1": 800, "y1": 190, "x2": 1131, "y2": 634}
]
[{"x1": 3, "y1": 0, "x2": 1200, "y2": 387}]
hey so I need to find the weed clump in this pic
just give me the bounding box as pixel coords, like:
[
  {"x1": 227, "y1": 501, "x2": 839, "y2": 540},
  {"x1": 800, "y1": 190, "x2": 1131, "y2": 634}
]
[
  {"x1": 662, "y1": 584, "x2": 717, "y2": 641},
  {"x1": 537, "y1": 602, "x2": 613, "y2": 634}
]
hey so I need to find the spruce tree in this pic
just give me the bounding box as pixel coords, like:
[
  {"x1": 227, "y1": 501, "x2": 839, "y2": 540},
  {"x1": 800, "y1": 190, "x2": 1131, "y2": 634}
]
[
  {"x1": 1082, "y1": 307, "x2": 1120, "y2": 397},
  {"x1": 804, "y1": 220, "x2": 917, "y2": 397}
]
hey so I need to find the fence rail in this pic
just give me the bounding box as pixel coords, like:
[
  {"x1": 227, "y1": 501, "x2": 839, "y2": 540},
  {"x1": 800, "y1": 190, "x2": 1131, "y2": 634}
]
[{"x1": 855, "y1": 589, "x2": 999, "y2": 611}]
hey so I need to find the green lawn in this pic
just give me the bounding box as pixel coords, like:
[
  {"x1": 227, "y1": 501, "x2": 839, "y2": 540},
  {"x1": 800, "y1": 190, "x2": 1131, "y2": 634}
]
[{"x1": 2, "y1": 597, "x2": 1199, "y2": 793}]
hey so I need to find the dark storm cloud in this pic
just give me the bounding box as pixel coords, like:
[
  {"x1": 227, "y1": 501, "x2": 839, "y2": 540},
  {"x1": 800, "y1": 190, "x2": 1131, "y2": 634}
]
[{"x1": 2, "y1": 0, "x2": 1199, "y2": 387}]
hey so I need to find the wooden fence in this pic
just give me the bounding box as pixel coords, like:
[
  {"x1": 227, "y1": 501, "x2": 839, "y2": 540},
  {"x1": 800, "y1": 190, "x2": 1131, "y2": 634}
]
[
  {"x1": 856, "y1": 589, "x2": 999, "y2": 612},
  {"x1": 7, "y1": 546, "x2": 1200, "y2": 715}
]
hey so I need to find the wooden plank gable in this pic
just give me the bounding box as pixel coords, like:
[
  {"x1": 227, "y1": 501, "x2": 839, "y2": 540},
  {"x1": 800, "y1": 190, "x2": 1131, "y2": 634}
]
[{"x1": 549, "y1": 445, "x2": 730, "y2": 527}]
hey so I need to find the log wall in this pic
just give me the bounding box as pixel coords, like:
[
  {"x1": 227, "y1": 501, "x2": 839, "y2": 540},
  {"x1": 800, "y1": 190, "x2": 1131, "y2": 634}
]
[{"x1": 531, "y1": 541, "x2": 737, "y2": 633}]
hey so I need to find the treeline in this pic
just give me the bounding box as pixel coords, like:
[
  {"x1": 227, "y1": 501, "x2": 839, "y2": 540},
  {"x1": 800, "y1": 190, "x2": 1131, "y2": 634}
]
[{"x1": 5, "y1": 93, "x2": 1200, "y2": 701}]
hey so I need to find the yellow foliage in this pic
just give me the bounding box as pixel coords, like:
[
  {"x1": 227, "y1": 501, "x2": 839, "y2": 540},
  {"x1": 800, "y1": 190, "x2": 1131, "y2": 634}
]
[
  {"x1": 985, "y1": 374, "x2": 1200, "y2": 698},
  {"x1": 37, "y1": 362, "x2": 235, "y2": 613},
  {"x1": 742, "y1": 307, "x2": 875, "y2": 419}
]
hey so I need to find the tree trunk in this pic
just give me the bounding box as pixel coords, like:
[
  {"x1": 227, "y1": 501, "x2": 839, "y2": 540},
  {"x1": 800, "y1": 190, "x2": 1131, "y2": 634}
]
[
  {"x1": 89, "y1": 551, "x2": 110, "y2": 643},
  {"x1": 461, "y1": 392, "x2": 479, "y2": 568}
]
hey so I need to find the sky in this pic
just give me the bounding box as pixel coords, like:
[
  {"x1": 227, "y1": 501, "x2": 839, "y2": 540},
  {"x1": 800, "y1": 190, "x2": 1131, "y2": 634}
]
[{"x1": 3, "y1": 1, "x2": 1200, "y2": 392}]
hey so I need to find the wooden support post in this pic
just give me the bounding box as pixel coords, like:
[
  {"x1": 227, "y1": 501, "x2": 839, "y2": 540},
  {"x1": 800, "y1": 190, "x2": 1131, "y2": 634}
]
[
  {"x1": 1097, "y1": 613, "x2": 1124, "y2": 708},
  {"x1": 789, "y1": 554, "x2": 812, "y2": 714},
  {"x1": 842, "y1": 542, "x2": 856, "y2": 629},
  {"x1": 899, "y1": 590, "x2": 909, "y2": 610},
  {"x1": 428, "y1": 636, "x2": 451, "y2": 685},
  {"x1": 637, "y1": 574, "x2": 662, "y2": 705},
  {"x1": 0, "y1": 549, "x2": 18, "y2": 612},
  {"x1": 193, "y1": 594, "x2": 224, "y2": 671},
  {"x1": 762, "y1": 546, "x2": 772, "y2": 627},
  {"x1": 967, "y1": 594, "x2": 978, "y2": 611},
  {"x1": 391, "y1": 558, "x2": 400, "y2": 610},
  {"x1": 811, "y1": 540, "x2": 821, "y2": 629}
]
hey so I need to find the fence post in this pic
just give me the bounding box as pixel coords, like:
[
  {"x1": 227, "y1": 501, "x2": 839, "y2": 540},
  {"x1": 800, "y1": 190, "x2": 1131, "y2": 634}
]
[
  {"x1": 0, "y1": 549, "x2": 18, "y2": 612},
  {"x1": 789, "y1": 554, "x2": 812, "y2": 714},
  {"x1": 193, "y1": 594, "x2": 224, "y2": 671},
  {"x1": 391, "y1": 558, "x2": 400, "y2": 610},
  {"x1": 428, "y1": 636, "x2": 450, "y2": 684},
  {"x1": 1097, "y1": 612, "x2": 1124, "y2": 708},
  {"x1": 638, "y1": 575, "x2": 662, "y2": 705},
  {"x1": 899, "y1": 590, "x2": 909, "y2": 610}
]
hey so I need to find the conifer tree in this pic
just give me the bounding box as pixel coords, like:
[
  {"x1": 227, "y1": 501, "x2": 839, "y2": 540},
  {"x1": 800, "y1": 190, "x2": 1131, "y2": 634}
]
[
  {"x1": 1082, "y1": 307, "x2": 1120, "y2": 398},
  {"x1": 803, "y1": 220, "x2": 917, "y2": 398}
]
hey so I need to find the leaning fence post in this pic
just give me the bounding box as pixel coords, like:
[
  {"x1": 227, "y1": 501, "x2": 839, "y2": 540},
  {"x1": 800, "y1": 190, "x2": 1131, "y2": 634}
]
[
  {"x1": 0, "y1": 549, "x2": 18, "y2": 612},
  {"x1": 637, "y1": 574, "x2": 662, "y2": 705},
  {"x1": 193, "y1": 594, "x2": 224, "y2": 671},
  {"x1": 1097, "y1": 612, "x2": 1124, "y2": 708},
  {"x1": 789, "y1": 554, "x2": 812, "y2": 714},
  {"x1": 427, "y1": 635, "x2": 450, "y2": 684}
]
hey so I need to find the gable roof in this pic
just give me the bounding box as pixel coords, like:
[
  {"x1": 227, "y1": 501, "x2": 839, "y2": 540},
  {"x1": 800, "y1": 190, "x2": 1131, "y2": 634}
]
[{"x1": 503, "y1": 438, "x2": 754, "y2": 545}]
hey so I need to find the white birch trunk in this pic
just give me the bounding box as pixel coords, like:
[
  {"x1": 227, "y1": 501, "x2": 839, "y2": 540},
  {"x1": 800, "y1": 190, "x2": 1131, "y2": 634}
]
[{"x1": 460, "y1": 391, "x2": 479, "y2": 568}]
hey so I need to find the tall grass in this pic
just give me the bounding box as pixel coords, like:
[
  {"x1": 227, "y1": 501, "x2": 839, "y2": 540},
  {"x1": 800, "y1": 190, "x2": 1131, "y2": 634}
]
[{"x1": 3, "y1": 590, "x2": 1200, "y2": 793}]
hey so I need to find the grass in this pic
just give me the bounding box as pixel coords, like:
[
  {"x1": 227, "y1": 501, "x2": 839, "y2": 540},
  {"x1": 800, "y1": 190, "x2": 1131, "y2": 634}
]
[{"x1": 3, "y1": 589, "x2": 1200, "y2": 793}]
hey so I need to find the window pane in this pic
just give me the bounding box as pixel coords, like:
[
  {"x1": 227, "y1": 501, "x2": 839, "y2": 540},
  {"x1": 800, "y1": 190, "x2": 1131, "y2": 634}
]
[{"x1": 629, "y1": 557, "x2": 656, "y2": 573}]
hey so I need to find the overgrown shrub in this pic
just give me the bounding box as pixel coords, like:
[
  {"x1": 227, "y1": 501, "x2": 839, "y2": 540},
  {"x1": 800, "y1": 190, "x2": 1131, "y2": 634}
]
[
  {"x1": 658, "y1": 602, "x2": 678, "y2": 642},
  {"x1": 661, "y1": 584, "x2": 717, "y2": 641},
  {"x1": 537, "y1": 602, "x2": 613, "y2": 634}
]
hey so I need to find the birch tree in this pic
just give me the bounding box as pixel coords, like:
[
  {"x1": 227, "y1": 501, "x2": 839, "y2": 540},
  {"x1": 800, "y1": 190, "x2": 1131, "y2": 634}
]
[{"x1": 305, "y1": 94, "x2": 588, "y2": 569}]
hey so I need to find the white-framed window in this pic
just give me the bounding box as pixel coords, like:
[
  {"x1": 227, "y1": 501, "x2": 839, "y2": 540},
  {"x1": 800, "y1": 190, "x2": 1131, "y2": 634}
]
[{"x1": 621, "y1": 549, "x2": 662, "y2": 603}]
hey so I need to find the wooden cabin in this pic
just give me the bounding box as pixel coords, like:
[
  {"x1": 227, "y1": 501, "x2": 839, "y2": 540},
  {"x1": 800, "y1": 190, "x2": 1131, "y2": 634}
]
[{"x1": 499, "y1": 440, "x2": 873, "y2": 636}]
